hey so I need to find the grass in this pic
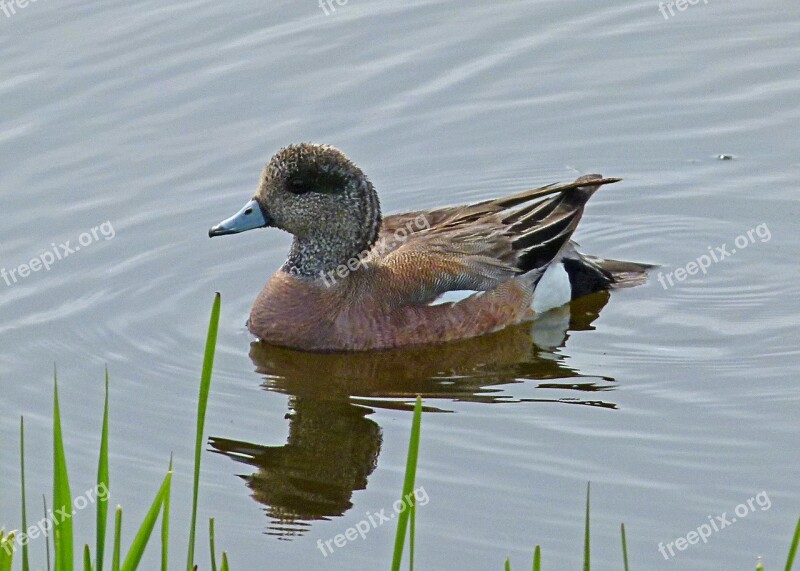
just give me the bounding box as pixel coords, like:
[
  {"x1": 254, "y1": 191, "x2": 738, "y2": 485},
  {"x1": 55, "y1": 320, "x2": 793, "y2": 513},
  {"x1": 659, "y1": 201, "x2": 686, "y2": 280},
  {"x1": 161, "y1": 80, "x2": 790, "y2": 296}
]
[
  {"x1": 391, "y1": 397, "x2": 800, "y2": 571},
  {"x1": 186, "y1": 293, "x2": 221, "y2": 571},
  {"x1": 2, "y1": 290, "x2": 799, "y2": 570},
  {"x1": 2, "y1": 293, "x2": 228, "y2": 570},
  {"x1": 52, "y1": 373, "x2": 74, "y2": 571},
  {"x1": 621, "y1": 523, "x2": 629, "y2": 571},
  {"x1": 391, "y1": 396, "x2": 422, "y2": 571},
  {"x1": 96, "y1": 371, "x2": 109, "y2": 571},
  {"x1": 1, "y1": 531, "x2": 17, "y2": 571},
  {"x1": 786, "y1": 518, "x2": 800, "y2": 571},
  {"x1": 501, "y1": 489, "x2": 799, "y2": 571}
]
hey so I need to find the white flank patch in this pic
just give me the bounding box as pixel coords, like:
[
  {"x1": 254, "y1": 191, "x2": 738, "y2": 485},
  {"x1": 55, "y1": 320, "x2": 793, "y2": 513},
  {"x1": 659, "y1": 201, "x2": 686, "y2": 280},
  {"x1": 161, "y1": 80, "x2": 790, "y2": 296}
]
[
  {"x1": 429, "y1": 289, "x2": 481, "y2": 306},
  {"x1": 532, "y1": 262, "x2": 572, "y2": 314}
]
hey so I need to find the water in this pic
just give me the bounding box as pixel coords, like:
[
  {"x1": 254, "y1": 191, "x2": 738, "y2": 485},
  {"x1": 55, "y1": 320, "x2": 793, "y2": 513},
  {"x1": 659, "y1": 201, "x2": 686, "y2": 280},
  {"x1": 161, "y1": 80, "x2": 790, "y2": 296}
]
[{"x1": 1, "y1": 0, "x2": 798, "y2": 569}]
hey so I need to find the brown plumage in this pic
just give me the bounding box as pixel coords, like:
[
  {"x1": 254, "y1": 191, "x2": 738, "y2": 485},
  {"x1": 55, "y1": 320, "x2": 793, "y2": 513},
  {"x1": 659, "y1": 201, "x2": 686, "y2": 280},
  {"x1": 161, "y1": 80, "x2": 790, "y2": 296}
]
[{"x1": 209, "y1": 143, "x2": 651, "y2": 351}]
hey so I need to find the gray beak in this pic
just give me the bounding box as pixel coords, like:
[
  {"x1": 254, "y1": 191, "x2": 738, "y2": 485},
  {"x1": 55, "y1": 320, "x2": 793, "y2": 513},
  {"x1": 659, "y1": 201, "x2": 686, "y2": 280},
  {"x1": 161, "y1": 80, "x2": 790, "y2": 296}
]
[{"x1": 209, "y1": 199, "x2": 268, "y2": 237}]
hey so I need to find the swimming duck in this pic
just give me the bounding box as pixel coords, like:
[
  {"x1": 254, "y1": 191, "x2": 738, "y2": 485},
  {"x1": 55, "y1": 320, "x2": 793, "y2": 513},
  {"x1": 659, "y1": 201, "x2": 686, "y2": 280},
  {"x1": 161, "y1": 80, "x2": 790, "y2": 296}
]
[{"x1": 209, "y1": 143, "x2": 650, "y2": 351}]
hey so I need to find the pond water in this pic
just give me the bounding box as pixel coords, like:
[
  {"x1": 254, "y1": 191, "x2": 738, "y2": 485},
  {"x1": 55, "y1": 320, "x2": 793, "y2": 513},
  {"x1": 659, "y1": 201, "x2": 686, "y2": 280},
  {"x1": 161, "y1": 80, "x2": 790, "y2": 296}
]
[{"x1": 1, "y1": 0, "x2": 798, "y2": 569}]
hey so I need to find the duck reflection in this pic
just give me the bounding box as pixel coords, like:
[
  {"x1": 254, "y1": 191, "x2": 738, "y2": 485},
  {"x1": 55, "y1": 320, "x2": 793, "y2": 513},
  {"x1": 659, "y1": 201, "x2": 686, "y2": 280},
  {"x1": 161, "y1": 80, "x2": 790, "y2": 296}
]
[
  {"x1": 209, "y1": 399, "x2": 380, "y2": 538},
  {"x1": 209, "y1": 291, "x2": 616, "y2": 538}
]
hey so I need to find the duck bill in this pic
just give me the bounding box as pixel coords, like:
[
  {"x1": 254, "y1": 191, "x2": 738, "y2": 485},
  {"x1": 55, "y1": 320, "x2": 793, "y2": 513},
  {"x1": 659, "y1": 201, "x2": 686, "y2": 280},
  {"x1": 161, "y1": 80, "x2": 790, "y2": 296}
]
[{"x1": 209, "y1": 199, "x2": 269, "y2": 237}]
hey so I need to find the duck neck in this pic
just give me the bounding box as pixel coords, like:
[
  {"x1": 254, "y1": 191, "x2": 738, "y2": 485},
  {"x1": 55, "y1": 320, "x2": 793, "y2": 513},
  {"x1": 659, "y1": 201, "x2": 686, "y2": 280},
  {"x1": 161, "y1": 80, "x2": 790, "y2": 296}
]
[{"x1": 282, "y1": 183, "x2": 382, "y2": 281}]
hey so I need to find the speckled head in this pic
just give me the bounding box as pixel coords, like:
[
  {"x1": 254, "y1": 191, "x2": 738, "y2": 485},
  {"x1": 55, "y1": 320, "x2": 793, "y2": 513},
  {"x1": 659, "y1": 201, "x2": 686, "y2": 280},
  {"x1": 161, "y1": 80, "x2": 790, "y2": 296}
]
[
  {"x1": 257, "y1": 144, "x2": 380, "y2": 240},
  {"x1": 210, "y1": 143, "x2": 382, "y2": 279}
]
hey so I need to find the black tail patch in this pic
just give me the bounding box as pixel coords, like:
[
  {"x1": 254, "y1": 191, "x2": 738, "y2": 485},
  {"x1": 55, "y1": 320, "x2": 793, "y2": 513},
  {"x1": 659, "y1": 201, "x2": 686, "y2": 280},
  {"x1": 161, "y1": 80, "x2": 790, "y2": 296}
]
[{"x1": 563, "y1": 254, "x2": 654, "y2": 298}]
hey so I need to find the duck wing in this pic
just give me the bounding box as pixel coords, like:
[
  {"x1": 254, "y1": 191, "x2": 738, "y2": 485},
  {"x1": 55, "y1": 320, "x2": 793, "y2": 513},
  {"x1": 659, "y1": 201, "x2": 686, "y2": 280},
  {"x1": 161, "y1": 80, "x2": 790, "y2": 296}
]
[{"x1": 371, "y1": 175, "x2": 619, "y2": 305}]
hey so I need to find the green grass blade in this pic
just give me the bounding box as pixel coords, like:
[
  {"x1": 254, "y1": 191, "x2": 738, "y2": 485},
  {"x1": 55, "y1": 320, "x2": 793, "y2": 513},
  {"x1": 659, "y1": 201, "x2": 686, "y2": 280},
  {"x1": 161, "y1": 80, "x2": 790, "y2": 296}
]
[
  {"x1": 96, "y1": 370, "x2": 110, "y2": 571},
  {"x1": 0, "y1": 531, "x2": 16, "y2": 571},
  {"x1": 44, "y1": 496, "x2": 52, "y2": 571},
  {"x1": 186, "y1": 292, "x2": 221, "y2": 571},
  {"x1": 583, "y1": 483, "x2": 590, "y2": 571},
  {"x1": 53, "y1": 371, "x2": 74, "y2": 571},
  {"x1": 621, "y1": 523, "x2": 629, "y2": 571},
  {"x1": 20, "y1": 417, "x2": 30, "y2": 571},
  {"x1": 532, "y1": 546, "x2": 541, "y2": 571},
  {"x1": 209, "y1": 518, "x2": 217, "y2": 571},
  {"x1": 786, "y1": 516, "x2": 800, "y2": 571},
  {"x1": 84, "y1": 544, "x2": 92, "y2": 571},
  {"x1": 42, "y1": 494, "x2": 50, "y2": 571},
  {"x1": 409, "y1": 499, "x2": 416, "y2": 571},
  {"x1": 220, "y1": 552, "x2": 229, "y2": 571},
  {"x1": 391, "y1": 395, "x2": 423, "y2": 571},
  {"x1": 504, "y1": 558, "x2": 511, "y2": 571},
  {"x1": 161, "y1": 456, "x2": 173, "y2": 571},
  {"x1": 120, "y1": 469, "x2": 172, "y2": 571},
  {"x1": 112, "y1": 507, "x2": 122, "y2": 571},
  {"x1": 757, "y1": 557, "x2": 764, "y2": 570}
]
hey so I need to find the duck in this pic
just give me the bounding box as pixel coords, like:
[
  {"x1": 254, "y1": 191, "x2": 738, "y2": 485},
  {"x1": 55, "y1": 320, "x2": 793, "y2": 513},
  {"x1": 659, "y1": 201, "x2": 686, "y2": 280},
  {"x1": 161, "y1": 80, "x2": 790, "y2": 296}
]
[{"x1": 209, "y1": 143, "x2": 650, "y2": 352}]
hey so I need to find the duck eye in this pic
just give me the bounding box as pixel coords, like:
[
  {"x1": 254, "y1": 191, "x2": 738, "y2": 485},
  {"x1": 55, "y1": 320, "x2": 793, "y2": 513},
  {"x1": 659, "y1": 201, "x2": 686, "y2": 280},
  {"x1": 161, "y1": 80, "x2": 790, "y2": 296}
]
[{"x1": 289, "y1": 178, "x2": 310, "y2": 194}]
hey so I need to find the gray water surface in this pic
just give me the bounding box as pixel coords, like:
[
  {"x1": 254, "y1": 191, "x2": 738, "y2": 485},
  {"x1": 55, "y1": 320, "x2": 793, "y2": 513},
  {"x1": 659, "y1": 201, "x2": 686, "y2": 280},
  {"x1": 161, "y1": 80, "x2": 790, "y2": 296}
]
[{"x1": 1, "y1": 1, "x2": 799, "y2": 569}]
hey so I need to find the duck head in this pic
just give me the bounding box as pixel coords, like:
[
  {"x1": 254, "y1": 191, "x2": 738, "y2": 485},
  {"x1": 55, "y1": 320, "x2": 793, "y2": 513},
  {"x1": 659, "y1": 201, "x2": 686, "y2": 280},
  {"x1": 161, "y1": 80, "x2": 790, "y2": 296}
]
[{"x1": 209, "y1": 143, "x2": 381, "y2": 278}]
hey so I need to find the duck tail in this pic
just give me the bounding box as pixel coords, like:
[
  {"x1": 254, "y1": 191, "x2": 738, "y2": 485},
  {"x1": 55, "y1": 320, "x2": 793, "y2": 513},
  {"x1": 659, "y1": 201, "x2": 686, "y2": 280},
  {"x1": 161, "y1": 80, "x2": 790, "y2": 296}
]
[
  {"x1": 563, "y1": 252, "x2": 654, "y2": 296},
  {"x1": 598, "y1": 257, "x2": 655, "y2": 289},
  {"x1": 507, "y1": 174, "x2": 618, "y2": 277}
]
